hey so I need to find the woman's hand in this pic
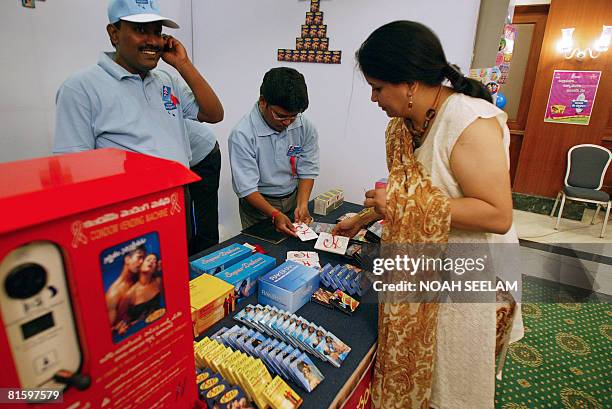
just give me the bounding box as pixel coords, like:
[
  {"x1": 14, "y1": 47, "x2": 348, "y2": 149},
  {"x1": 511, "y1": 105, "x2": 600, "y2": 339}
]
[
  {"x1": 364, "y1": 187, "x2": 386, "y2": 216},
  {"x1": 332, "y1": 216, "x2": 362, "y2": 237},
  {"x1": 115, "y1": 321, "x2": 129, "y2": 336}
]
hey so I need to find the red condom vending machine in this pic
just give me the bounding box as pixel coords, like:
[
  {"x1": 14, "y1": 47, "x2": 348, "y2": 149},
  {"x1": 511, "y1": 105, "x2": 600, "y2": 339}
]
[{"x1": 0, "y1": 149, "x2": 200, "y2": 408}]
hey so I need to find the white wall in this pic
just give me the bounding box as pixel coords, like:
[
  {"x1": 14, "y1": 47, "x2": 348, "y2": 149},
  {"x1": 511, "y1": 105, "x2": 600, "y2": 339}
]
[
  {"x1": 0, "y1": 0, "x2": 193, "y2": 162},
  {"x1": 192, "y1": 0, "x2": 481, "y2": 240},
  {"x1": 0, "y1": 0, "x2": 481, "y2": 242}
]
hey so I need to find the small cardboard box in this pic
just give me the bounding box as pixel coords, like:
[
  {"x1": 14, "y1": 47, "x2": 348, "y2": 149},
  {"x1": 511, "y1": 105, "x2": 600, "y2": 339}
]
[
  {"x1": 190, "y1": 274, "x2": 236, "y2": 337},
  {"x1": 313, "y1": 192, "x2": 333, "y2": 215},
  {"x1": 190, "y1": 243, "x2": 252, "y2": 279},
  {"x1": 313, "y1": 188, "x2": 344, "y2": 215},
  {"x1": 258, "y1": 261, "x2": 320, "y2": 313},
  {"x1": 330, "y1": 188, "x2": 344, "y2": 210},
  {"x1": 216, "y1": 254, "x2": 277, "y2": 303}
]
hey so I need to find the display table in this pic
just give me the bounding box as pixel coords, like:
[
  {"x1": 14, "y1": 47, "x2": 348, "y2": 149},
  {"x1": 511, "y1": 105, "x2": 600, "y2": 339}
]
[{"x1": 191, "y1": 202, "x2": 378, "y2": 409}]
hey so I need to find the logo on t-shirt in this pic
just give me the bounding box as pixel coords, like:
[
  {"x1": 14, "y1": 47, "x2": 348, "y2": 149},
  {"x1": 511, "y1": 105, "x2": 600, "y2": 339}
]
[
  {"x1": 161, "y1": 85, "x2": 179, "y2": 116},
  {"x1": 287, "y1": 145, "x2": 303, "y2": 157}
]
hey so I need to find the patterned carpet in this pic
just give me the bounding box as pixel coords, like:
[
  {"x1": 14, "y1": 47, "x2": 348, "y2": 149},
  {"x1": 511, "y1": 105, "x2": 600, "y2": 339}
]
[{"x1": 495, "y1": 276, "x2": 612, "y2": 409}]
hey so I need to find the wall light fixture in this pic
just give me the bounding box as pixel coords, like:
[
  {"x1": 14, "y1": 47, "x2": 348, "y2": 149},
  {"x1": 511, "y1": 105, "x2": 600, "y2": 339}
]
[{"x1": 558, "y1": 25, "x2": 611, "y2": 61}]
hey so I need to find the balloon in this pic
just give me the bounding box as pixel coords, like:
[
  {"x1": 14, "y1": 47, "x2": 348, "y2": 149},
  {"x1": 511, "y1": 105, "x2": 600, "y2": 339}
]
[{"x1": 495, "y1": 92, "x2": 507, "y2": 109}]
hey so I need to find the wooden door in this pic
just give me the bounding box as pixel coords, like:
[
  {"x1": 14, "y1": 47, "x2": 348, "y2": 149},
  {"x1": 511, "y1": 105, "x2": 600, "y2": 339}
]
[{"x1": 505, "y1": 5, "x2": 549, "y2": 186}]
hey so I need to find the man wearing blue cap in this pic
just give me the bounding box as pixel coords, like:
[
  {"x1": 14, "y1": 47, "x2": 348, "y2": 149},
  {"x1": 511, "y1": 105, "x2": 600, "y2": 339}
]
[{"x1": 53, "y1": 0, "x2": 223, "y2": 254}]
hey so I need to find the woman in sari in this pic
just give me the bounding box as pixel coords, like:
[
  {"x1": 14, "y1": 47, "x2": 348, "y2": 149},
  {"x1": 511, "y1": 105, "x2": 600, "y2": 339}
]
[{"x1": 334, "y1": 21, "x2": 522, "y2": 409}]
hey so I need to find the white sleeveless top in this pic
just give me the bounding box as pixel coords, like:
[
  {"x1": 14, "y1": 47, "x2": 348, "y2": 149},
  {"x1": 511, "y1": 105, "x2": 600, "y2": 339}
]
[
  {"x1": 414, "y1": 92, "x2": 518, "y2": 244},
  {"x1": 413, "y1": 93, "x2": 523, "y2": 409}
]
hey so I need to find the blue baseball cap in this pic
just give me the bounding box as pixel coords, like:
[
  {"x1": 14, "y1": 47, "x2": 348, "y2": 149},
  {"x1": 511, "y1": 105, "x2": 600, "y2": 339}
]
[{"x1": 108, "y1": 0, "x2": 179, "y2": 29}]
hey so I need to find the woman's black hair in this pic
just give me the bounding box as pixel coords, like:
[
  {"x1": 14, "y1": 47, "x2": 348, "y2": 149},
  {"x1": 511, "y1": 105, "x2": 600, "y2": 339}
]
[{"x1": 356, "y1": 20, "x2": 492, "y2": 103}]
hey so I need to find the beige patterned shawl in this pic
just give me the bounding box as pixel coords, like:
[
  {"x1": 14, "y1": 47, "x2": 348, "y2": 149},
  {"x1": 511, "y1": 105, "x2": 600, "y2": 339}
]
[
  {"x1": 371, "y1": 117, "x2": 516, "y2": 408},
  {"x1": 371, "y1": 118, "x2": 451, "y2": 409}
]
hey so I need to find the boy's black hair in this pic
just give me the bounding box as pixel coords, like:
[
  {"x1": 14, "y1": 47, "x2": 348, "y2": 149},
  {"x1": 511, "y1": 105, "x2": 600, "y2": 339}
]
[{"x1": 260, "y1": 67, "x2": 309, "y2": 113}]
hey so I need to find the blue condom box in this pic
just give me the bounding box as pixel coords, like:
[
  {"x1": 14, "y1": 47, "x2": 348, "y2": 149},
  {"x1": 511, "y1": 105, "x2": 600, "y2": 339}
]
[
  {"x1": 189, "y1": 243, "x2": 252, "y2": 279},
  {"x1": 216, "y1": 253, "x2": 277, "y2": 303},
  {"x1": 258, "y1": 260, "x2": 321, "y2": 313}
]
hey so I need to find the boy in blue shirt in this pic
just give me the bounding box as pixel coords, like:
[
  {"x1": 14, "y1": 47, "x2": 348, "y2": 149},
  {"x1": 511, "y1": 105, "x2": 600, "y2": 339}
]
[{"x1": 228, "y1": 68, "x2": 320, "y2": 236}]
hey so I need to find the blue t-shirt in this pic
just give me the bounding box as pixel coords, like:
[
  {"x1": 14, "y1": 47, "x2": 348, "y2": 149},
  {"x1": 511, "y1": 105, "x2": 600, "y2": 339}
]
[
  {"x1": 186, "y1": 120, "x2": 217, "y2": 167},
  {"x1": 53, "y1": 52, "x2": 199, "y2": 167},
  {"x1": 228, "y1": 103, "x2": 320, "y2": 198}
]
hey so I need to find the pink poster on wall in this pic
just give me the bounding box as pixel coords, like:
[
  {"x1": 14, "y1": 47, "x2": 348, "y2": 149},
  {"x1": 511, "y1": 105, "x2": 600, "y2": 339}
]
[{"x1": 544, "y1": 70, "x2": 601, "y2": 125}]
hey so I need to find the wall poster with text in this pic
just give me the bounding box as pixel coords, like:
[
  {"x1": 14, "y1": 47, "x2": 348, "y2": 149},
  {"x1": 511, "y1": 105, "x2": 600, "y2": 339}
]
[{"x1": 544, "y1": 70, "x2": 601, "y2": 126}]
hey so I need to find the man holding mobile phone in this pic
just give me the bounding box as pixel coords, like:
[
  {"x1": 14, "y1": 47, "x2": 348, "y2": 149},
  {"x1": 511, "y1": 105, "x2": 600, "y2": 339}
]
[
  {"x1": 54, "y1": 0, "x2": 223, "y2": 164},
  {"x1": 53, "y1": 0, "x2": 223, "y2": 253}
]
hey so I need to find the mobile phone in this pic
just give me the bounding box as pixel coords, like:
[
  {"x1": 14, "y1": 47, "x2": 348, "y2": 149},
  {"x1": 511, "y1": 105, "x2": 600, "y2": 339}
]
[{"x1": 162, "y1": 35, "x2": 171, "y2": 52}]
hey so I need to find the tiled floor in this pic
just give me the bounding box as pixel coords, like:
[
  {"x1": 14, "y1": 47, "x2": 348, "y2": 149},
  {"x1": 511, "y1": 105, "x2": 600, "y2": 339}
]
[
  {"x1": 514, "y1": 208, "x2": 612, "y2": 245},
  {"x1": 514, "y1": 209, "x2": 612, "y2": 296}
]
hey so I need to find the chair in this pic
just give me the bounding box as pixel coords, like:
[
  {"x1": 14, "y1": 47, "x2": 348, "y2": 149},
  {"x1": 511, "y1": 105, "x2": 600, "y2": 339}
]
[{"x1": 550, "y1": 144, "x2": 612, "y2": 238}]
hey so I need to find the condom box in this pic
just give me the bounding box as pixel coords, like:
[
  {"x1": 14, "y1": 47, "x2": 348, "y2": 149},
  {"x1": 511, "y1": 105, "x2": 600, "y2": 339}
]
[
  {"x1": 258, "y1": 261, "x2": 320, "y2": 313},
  {"x1": 216, "y1": 253, "x2": 277, "y2": 303},
  {"x1": 190, "y1": 274, "x2": 236, "y2": 337},
  {"x1": 313, "y1": 188, "x2": 344, "y2": 215},
  {"x1": 189, "y1": 243, "x2": 252, "y2": 279}
]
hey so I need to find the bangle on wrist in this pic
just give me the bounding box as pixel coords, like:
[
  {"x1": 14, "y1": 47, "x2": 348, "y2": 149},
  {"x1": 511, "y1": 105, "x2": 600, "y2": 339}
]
[
  {"x1": 271, "y1": 209, "x2": 280, "y2": 224},
  {"x1": 357, "y1": 207, "x2": 374, "y2": 222}
]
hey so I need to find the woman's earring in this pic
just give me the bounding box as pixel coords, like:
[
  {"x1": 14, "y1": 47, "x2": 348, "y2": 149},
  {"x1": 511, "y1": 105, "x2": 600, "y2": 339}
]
[{"x1": 408, "y1": 93, "x2": 413, "y2": 111}]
